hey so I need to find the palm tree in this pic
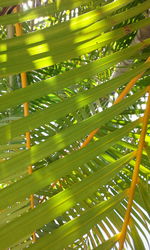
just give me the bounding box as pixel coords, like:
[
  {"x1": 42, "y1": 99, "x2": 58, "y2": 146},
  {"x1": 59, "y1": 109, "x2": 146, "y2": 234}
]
[{"x1": 0, "y1": 0, "x2": 150, "y2": 249}]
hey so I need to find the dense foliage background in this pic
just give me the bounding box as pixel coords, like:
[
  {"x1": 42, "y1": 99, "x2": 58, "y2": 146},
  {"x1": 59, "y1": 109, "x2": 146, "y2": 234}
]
[{"x1": 0, "y1": 0, "x2": 150, "y2": 249}]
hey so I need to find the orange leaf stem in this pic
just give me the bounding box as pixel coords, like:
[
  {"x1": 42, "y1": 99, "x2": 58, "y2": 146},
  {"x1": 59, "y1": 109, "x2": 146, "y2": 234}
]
[
  {"x1": 114, "y1": 56, "x2": 150, "y2": 104},
  {"x1": 80, "y1": 57, "x2": 150, "y2": 148},
  {"x1": 119, "y1": 86, "x2": 150, "y2": 250},
  {"x1": 14, "y1": 6, "x2": 35, "y2": 242},
  {"x1": 80, "y1": 128, "x2": 99, "y2": 149}
]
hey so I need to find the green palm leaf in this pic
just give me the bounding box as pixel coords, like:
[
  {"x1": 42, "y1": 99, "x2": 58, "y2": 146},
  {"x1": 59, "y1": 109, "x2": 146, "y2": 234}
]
[{"x1": 0, "y1": 0, "x2": 150, "y2": 249}]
